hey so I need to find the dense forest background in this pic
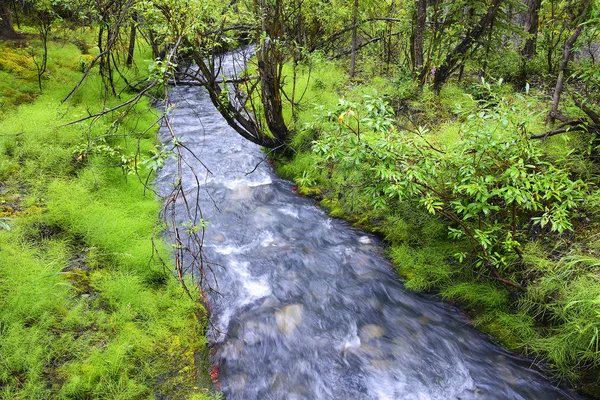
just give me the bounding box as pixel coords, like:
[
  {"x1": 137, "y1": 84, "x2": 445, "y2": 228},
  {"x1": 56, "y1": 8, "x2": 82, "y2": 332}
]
[{"x1": 1, "y1": 0, "x2": 600, "y2": 397}]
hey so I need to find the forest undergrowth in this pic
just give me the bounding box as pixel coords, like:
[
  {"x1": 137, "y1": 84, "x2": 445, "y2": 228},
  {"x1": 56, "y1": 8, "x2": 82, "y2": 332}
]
[{"x1": 0, "y1": 32, "x2": 216, "y2": 399}]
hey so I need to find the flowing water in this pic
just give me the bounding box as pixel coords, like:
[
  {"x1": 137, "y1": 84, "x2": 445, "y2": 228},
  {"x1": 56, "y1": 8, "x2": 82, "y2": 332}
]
[{"x1": 156, "y1": 51, "x2": 576, "y2": 400}]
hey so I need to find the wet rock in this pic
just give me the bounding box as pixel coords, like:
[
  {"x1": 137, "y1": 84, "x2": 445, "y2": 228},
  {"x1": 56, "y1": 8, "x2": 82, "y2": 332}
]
[
  {"x1": 349, "y1": 253, "x2": 372, "y2": 276},
  {"x1": 275, "y1": 304, "x2": 304, "y2": 335},
  {"x1": 359, "y1": 324, "x2": 385, "y2": 341},
  {"x1": 261, "y1": 235, "x2": 291, "y2": 250},
  {"x1": 241, "y1": 321, "x2": 262, "y2": 345},
  {"x1": 358, "y1": 236, "x2": 372, "y2": 244},
  {"x1": 287, "y1": 391, "x2": 310, "y2": 400},
  {"x1": 358, "y1": 343, "x2": 386, "y2": 359},
  {"x1": 252, "y1": 206, "x2": 277, "y2": 226},
  {"x1": 227, "y1": 319, "x2": 243, "y2": 338},
  {"x1": 308, "y1": 280, "x2": 331, "y2": 300},
  {"x1": 283, "y1": 383, "x2": 311, "y2": 400},
  {"x1": 282, "y1": 227, "x2": 302, "y2": 239},
  {"x1": 365, "y1": 297, "x2": 384, "y2": 313}
]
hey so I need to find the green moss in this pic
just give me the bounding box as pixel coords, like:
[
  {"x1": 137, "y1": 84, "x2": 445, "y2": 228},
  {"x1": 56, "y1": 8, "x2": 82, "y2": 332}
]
[
  {"x1": 319, "y1": 198, "x2": 345, "y2": 218},
  {"x1": 389, "y1": 244, "x2": 456, "y2": 291},
  {"x1": 439, "y1": 83, "x2": 477, "y2": 116},
  {"x1": 276, "y1": 152, "x2": 321, "y2": 182},
  {"x1": 380, "y1": 216, "x2": 412, "y2": 244},
  {"x1": 475, "y1": 311, "x2": 536, "y2": 352},
  {"x1": 297, "y1": 186, "x2": 322, "y2": 197},
  {"x1": 0, "y1": 29, "x2": 214, "y2": 399}
]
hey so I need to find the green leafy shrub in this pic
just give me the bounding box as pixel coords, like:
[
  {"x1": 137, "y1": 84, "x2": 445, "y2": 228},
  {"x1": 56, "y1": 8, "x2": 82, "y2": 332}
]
[{"x1": 312, "y1": 94, "x2": 586, "y2": 286}]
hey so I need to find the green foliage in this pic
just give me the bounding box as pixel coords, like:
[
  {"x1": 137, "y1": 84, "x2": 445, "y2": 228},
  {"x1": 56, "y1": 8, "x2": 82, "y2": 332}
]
[
  {"x1": 389, "y1": 244, "x2": 455, "y2": 291},
  {"x1": 393, "y1": 76, "x2": 420, "y2": 102},
  {"x1": 439, "y1": 83, "x2": 477, "y2": 116},
  {"x1": 465, "y1": 77, "x2": 513, "y2": 107},
  {"x1": 520, "y1": 254, "x2": 600, "y2": 376},
  {"x1": 481, "y1": 49, "x2": 523, "y2": 84},
  {"x1": 441, "y1": 283, "x2": 508, "y2": 309},
  {"x1": 474, "y1": 311, "x2": 537, "y2": 352},
  {"x1": 0, "y1": 43, "x2": 40, "y2": 113},
  {"x1": 313, "y1": 93, "x2": 586, "y2": 276}
]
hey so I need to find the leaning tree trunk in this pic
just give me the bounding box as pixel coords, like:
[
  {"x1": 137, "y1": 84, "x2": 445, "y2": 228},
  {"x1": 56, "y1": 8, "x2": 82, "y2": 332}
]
[
  {"x1": 549, "y1": 0, "x2": 590, "y2": 124},
  {"x1": 0, "y1": 3, "x2": 18, "y2": 39},
  {"x1": 433, "y1": 0, "x2": 504, "y2": 93}
]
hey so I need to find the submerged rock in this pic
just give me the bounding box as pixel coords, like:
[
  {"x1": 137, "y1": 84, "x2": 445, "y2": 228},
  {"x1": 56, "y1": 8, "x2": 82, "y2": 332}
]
[
  {"x1": 275, "y1": 304, "x2": 304, "y2": 335},
  {"x1": 369, "y1": 359, "x2": 390, "y2": 370},
  {"x1": 270, "y1": 373, "x2": 288, "y2": 391},
  {"x1": 212, "y1": 233, "x2": 226, "y2": 242},
  {"x1": 359, "y1": 324, "x2": 385, "y2": 341},
  {"x1": 219, "y1": 339, "x2": 245, "y2": 361},
  {"x1": 260, "y1": 296, "x2": 280, "y2": 309},
  {"x1": 229, "y1": 184, "x2": 253, "y2": 201},
  {"x1": 253, "y1": 185, "x2": 275, "y2": 203},
  {"x1": 228, "y1": 374, "x2": 249, "y2": 392}
]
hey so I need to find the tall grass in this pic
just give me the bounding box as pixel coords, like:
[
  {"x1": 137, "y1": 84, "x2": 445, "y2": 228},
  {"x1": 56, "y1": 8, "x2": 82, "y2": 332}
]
[{"x1": 0, "y1": 32, "x2": 216, "y2": 398}]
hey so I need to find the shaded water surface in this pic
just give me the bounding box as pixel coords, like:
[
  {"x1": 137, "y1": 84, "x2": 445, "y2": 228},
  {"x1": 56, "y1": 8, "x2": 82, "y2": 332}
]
[{"x1": 157, "y1": 52, "x2": 576, "y2": 400}]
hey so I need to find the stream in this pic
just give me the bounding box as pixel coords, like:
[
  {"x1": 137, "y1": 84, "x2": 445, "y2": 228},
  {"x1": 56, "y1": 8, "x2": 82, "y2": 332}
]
[{"x1": 156, "y1": 50, "x2": 577, "y2": 400}]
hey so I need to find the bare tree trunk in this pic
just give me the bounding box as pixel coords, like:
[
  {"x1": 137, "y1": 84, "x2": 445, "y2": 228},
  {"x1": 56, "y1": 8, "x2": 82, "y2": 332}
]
[
  {"x1": 349, "y1": 0, "x2": 358, "y2": 77},
  {"x1": 549, "y1": 0, "x2": 590, "y2": 123},
  {"x1": 433, "y1": 0, "x2": 504, "y2": 93},
  {"x1": 481, "y1": 16, "x2": 496, "y2": 75},
  {"x1": 413, "y1": 0, "x2": 427, "y2": 73},
  {"x1": 518, "y1": 0, "x2": 542, "y2": 88},
  {"x1": 146, "y1": 29, "x2": 160, "y2": 59},
  {"x1": 33, "y1": 12, "x2": 51, "y2": 91},
  {"x1": 522, "y1": 0, "x2": 541, "y2": 58},
  {"x1": 12, "y1": 0, "x2": 20, "y2": 29},
  {"x1": 126, "y1": 14, "x2": 137, "y2": 66},
  {"x1": 256, "y1": 0, "x2": 289, "y2": 146},
  {"x1": 0, "y1": 3, "x2": 18, "y2": 39}
]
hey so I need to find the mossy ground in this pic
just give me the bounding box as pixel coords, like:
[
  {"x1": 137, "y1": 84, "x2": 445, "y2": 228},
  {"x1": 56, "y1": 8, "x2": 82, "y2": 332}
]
[
  {"x1": 275, "y1": 56, "x2": 600, "y2": 396},
  {"x1": 0, "y1": 31, "x2": 217, "y2": 399}
]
